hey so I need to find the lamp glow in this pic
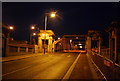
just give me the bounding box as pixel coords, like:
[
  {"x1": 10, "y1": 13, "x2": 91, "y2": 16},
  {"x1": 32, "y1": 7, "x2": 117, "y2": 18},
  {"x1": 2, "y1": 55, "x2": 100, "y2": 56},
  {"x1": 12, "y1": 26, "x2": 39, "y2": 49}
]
[
  {"x1": 31, "y1": 26, "x2": 35, "y2": 30},
  {"x1": 33, "y1": 33, "x2": 36, "y2": 36},
  {"x1": 9, "y1": 26, "x2": 14, "y2": 30},
  {"x1": 50, "y1": 12, "x2": 56, "y2": 18}
]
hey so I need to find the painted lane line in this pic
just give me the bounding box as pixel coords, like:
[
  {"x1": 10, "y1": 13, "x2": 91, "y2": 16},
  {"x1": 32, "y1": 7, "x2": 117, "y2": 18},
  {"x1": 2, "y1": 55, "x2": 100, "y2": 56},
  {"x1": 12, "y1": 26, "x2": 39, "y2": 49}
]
[
  {"x1": 62, "y1": 53, "x2": 81, "y2": 80},
  {"x1": 2, "y1": 65, "x2": 32, "y2": 77}
]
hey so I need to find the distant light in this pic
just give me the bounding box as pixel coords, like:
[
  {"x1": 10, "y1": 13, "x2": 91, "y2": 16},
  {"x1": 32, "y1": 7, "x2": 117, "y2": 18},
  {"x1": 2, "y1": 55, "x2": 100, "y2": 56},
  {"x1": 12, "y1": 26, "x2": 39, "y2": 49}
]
[
  {"x1": 58, "y1": 37, "x2": 60, "y2": 40},
  {"x1": 50, "y1": 12, "x2": 56, "y2": 18},
  {"x1": 9, "y1": 26, "x2": 14, "y2": 30},
  {"x1": 31, "y1": 26, "x2": 35, "y2": 30},
  {"x1": 11, "y1": 38, "x2": 14, "y2": 40},
  {"x1": 33, "y1": 33, "x2": 36, "y2": 36},
  {"x1": 70, "y1": 40, "x2": 72, "y2": 43},
  {"x1": 75, "y1": 45, "x2": 77, "y2": 46},
  {"x1": 76, "y1": 37, "x2": 78, "y2": 39},
  {"x1": 80, "y1": 46, "x2": 82, "y2": 48},
  {"x1": 42, "y1": 34, "x2": 45, "y2": 36},
  {"x1": 59, "y1": 43, "x2": 61, "y2": 45},
  {"x1": 78, "y1": 43, "x2": 82, "y2": 45}
]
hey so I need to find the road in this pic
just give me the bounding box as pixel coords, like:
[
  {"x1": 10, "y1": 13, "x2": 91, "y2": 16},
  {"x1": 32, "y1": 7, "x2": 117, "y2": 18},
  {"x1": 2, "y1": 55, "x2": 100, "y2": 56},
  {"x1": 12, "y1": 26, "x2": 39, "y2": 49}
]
[{"x1": 2, "y1": 52, "x2": 99, "y2": 80}]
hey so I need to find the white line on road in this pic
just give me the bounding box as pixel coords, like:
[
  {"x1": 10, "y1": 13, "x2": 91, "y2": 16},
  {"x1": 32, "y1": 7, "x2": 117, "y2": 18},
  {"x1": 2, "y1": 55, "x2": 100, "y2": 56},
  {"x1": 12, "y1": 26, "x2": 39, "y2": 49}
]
[
  {"x1": 62, "y1": 53, "x2": 81, "y2": 80},
  {"x1": 2, "y1": 65, "x2": 32, "y2": 77},
  {"x1": 86, "y1": 53, "x2": 107, "y2": 81}
]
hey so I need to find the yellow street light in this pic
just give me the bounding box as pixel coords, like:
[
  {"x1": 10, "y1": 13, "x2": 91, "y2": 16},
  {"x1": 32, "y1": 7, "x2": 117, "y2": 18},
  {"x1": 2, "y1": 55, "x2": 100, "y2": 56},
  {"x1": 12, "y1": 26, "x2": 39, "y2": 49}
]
[
  {"x1": 43, "y1": 11, "x2": 57, "y2": 54},
  {"x1": 78, "y1": 43, "x2": 82, "y2": 45},
  {"x1": 70, "y1": 40, "x2": 72, "y2": 43},
  {"x1": 7, "y1": 26, "x2": 14, "y2": 38},
  {"x1": 33, "y1": 33, "x2": 36, "y2": 36},
  {"x1": 31, "y1": 26, "x2": 35, "y2": 30},
  {"x1": 9, "y1": 26, "x2": 14, "y2": 30},
  {"x1": 58, "y1": 37, "x2": 60, "y2": 40},
  {"x1": 50, "y1": 12, "x2": 56, "y2": 18},
  {"x1": 80, "y1": 46, "x2": 83, "y2": 48}
]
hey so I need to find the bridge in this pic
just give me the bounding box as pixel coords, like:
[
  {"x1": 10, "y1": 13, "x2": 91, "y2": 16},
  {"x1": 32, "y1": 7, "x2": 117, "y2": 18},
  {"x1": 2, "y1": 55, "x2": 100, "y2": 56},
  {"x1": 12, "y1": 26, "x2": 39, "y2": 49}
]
[{"x1": 1, "y1": 21, "x2": 120, "y2": 80}]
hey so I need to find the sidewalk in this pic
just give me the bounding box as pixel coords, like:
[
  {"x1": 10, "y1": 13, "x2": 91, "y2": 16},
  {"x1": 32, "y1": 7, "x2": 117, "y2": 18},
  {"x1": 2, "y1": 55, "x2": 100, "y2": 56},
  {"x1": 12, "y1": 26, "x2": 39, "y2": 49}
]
[
  {"x1": 0, "y1": 53, "x2": 46, "y2": 62},
  {"x1": 69, "y1": 53, "x2": 99, "y2": 80}
]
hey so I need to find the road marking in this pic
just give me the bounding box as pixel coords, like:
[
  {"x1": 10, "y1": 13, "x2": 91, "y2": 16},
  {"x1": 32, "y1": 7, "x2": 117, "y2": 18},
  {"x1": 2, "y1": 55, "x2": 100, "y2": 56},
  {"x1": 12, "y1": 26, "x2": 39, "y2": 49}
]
[
  {"x1": 2, "y1": 65, "x2": 32, "y2": 77},
  {"x1": 86, "y1": 53, "x2": 107, "y2": 81},
  {"x1": 62, "y1": 53, "x2": 81, "y2": 80}
]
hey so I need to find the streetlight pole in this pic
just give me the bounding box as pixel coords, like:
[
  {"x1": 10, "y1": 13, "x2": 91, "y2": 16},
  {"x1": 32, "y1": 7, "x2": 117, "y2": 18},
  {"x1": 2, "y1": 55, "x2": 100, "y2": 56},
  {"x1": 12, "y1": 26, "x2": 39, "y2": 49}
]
[
  {"x1": 43, "y1": 12, "x2": 56, "y2": 54},
  {"x1": 45, "y1": 15, "x2": 47, "y2": 31},
  {"x1": 44, "y1": 15, "x2": 47, "y2": 54},
  {"x1": 6, "y1": 26, "x2": 14, "y2": 56},
  {"x1": 30, "y1": 26, "x2": 35, "y2": 44}
]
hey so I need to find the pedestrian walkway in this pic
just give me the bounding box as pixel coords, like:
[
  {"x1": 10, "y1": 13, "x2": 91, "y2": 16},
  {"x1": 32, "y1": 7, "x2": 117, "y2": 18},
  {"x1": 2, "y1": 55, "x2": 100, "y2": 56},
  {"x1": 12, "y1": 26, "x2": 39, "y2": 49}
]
[{"x1": 0, "y1": 53, "x2": 46, "y2": 62}]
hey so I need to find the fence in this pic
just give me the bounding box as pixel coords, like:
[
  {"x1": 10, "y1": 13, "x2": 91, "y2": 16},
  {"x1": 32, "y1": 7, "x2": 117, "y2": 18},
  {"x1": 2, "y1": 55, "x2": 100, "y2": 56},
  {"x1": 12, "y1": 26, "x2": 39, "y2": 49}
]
[
  {"x1": 5, "y1": 44, "x2": 35, "y2": 56},
  {"x1": 89, "y1": 50, "x2": 120, "y2": 80},
  {"x1": 101, "y1": 48, "x2": 110, "y2": 59}
]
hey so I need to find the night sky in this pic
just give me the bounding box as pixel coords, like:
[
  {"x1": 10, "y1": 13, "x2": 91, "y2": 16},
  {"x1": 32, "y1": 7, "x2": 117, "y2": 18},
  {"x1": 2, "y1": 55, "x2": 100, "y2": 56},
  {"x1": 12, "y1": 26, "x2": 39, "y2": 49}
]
[{"x1": 2, "y1": 2, "x2": 120, "y2": 42}]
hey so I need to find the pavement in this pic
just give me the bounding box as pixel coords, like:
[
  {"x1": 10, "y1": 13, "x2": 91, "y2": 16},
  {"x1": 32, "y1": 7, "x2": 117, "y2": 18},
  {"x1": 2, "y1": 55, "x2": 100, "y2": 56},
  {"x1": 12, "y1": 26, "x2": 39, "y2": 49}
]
[
  {"x1": 2, "y1": 52, "x2": 79, "y2": 79},
  {"x1": 0, "y1": 53, "x2": 51, "y2": 62},
  {"x1": 1, "y1": 52, "x2": 101, "y2": 80}
]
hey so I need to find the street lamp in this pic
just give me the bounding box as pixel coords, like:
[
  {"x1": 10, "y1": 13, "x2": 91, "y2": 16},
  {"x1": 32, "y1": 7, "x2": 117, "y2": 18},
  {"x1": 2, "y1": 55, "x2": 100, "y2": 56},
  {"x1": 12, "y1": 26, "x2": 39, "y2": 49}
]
[
  {"x1": 8, "y1": 26, "x2": 14, "y2": 38},
  {"x1": 9, "y1": 26, "x2": 14, "y2": 30},
  {"x1": 30, "y1": 26, "x2": 35, "y2": 44},
  {"x1": 50, "y1": 12, "x2": 56, "y2": 18},
  {"x1": 70, "y1": 40, "x2": 72, "y2": 50},
  {"x1": 31, "y1": 26, "x2": 35, "y2": 30},
  {"x1": 32, "y1": 32, "x2": 37, "y2": 45},
  {"x1": 33, "y1": 32, "x2": 36, "y2": 36},
  {"x1": 43, "y1": 11, "x2": 56, "y2": 54},
  {"x1": 5, "y1": 26, "x2": 14, "y2": 56},
  {"x1": 45, "y1": 12, "x2": 56, "y2": 30},
  {"x1": 30, "y1": 25, "x2": 40, "y2": 44},
  {"x1": 58, "y1": 37, "x2": 60, "y2": 40}
]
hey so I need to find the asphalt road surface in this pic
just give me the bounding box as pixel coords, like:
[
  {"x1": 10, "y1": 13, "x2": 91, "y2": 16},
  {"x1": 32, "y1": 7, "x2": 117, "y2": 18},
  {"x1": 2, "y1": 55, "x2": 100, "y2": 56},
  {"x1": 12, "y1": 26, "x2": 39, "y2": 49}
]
[{"x1": 2, "y1": 52, "x2": 99, "y2": 80}]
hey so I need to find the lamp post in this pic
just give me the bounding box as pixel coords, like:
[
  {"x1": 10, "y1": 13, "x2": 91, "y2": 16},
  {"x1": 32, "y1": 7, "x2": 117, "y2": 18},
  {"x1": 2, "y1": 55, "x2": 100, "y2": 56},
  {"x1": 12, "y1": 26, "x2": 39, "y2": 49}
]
[
  {"x1": 6, "y1": 26, "x2": 14, "y2": 56},
  {"x1": 8, "y1": 26, "x2": 14, "y2": 38},
  {"x1": 30, "y1": 25, "x2": 40, "y2": 44},
  {"x1": 43, "y1": 12, "x2": 56, "y2": 54},
  {"x1": 30, "y1": 26, "x2": 35, "y2": 44},
  {"x1": 32, "y1": 32, "x2": 37, "y2": 45}
]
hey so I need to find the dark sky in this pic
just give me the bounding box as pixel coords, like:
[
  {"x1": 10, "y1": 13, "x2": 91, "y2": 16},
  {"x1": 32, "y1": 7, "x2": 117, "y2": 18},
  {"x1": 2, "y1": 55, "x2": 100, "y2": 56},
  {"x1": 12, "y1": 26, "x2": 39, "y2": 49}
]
[{"x1": 2, "y1": 2, "x2": 120, "y2": 41}]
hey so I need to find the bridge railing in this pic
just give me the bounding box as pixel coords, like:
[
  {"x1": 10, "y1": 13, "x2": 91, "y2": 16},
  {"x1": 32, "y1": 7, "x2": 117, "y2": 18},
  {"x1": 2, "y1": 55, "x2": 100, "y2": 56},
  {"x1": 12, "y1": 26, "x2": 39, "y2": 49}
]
[
  {"x1": 88, "y1": 50, "x2": 120, "y2": 80},
  {"x1": 5, "y1": 44, "x2": 35, "y2": 57},
  {"x1": 101, "y1": 48, "x2": 110, "y2": 59}
]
